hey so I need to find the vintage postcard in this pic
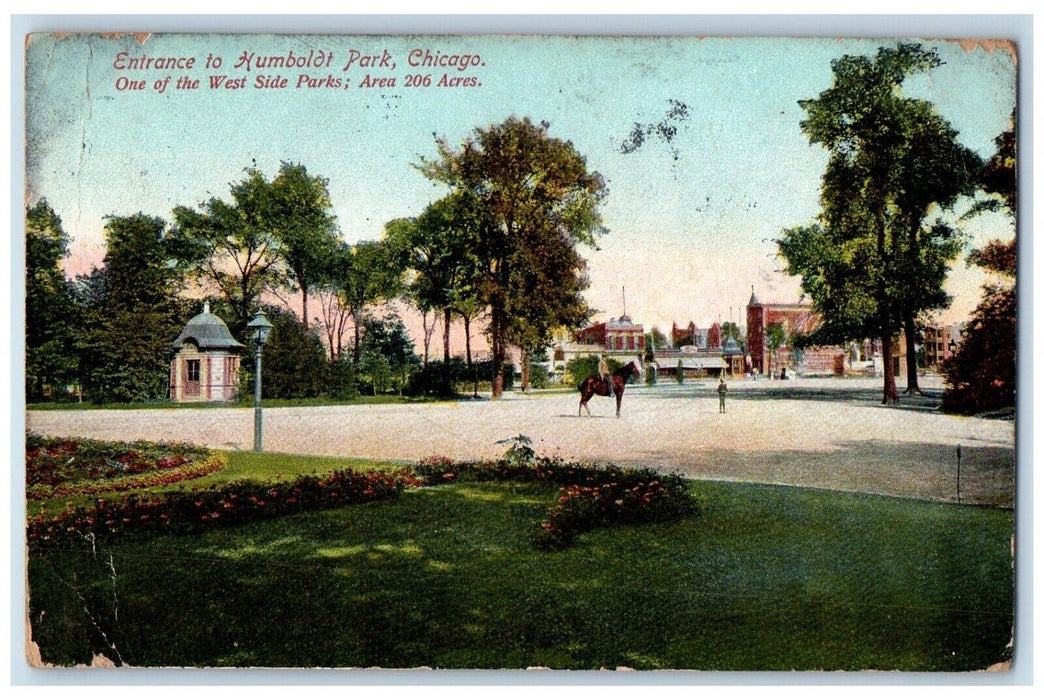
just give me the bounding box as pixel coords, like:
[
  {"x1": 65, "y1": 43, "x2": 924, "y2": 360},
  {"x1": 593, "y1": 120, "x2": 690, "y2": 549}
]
[{"x1": 21, "y1": 29, "x2": 1018, "y2": 673}]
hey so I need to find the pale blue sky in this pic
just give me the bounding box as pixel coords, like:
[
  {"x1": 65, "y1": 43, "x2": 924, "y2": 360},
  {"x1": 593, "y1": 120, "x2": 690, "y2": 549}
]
[{"x1": 26, "y1": 33, "x2": 1016, "y2": 334}]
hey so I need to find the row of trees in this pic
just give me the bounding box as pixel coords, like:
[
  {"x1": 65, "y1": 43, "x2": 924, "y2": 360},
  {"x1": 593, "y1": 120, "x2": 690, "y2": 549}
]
[
  {"x1": 778, "y1": 43, "x2": 1015, "y2": 408},
  {"x1": 26, "y1": 117, "x2": 607, "y2": 403}
]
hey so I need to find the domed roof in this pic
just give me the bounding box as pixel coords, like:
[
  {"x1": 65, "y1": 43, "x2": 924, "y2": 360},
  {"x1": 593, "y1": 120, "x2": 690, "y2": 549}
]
[
  {"x1": 722, "y1": 337, "x2": 743, "y2": 355},
  {"x1": 174, "y1": 302, "x2": 245, "y2": 351}
]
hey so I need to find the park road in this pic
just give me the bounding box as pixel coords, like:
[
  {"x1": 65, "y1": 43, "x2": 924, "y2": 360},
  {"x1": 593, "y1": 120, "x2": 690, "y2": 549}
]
[{"x1": 27, "y1": 377, "x2": 1015, "y2": 507}]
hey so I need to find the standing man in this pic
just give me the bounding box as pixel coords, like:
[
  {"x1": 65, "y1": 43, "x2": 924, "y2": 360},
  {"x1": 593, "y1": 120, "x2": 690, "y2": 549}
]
[
  {"x1": 718, "y1": 376, "x2": 728, "y2": 413},
  {"x1": 599, "y1": 354, "x2": 614, "y2": 397}
]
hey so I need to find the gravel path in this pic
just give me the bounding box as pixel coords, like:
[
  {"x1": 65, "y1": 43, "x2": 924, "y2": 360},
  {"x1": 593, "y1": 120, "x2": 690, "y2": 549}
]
[{"x1": 27, "y1": 377, "x2": 1015, "y2": 507}]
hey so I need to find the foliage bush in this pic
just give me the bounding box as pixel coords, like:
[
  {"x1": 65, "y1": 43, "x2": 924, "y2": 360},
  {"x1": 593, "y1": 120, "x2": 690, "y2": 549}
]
[
  {"x1": 566, "y1": 355, "x2": 621, "y2": 385},
  {"x1": 527, "y1": 363, "x2": 550, "y2": 389},
  {"x1": 326, "y1": 357, "x2": 360, "y2": 400},
  {"x1": 415, "y1": 445, "x2": 697, "y2": 549},
  {"x1": 258, "y1": 307, "x2": 329, "y2": 399},
  {"x1": 942, "y1": 240, "x2": 1016, "y2": 416},
  {"x1": 27, "y1": 435, "x2": 696, "y2": 552},
  {"x1": 405, "y1": 359, "x2": 467, "y2": 397},
  {"x1": 405, "y1": 359, "x2": 513, "y2": 397}
]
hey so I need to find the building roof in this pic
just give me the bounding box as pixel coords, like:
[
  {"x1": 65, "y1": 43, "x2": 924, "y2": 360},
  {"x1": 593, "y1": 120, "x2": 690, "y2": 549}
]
[
  {"x1": 606, "y1": 315, "x2": 642, "y2": 330},
  {"x1": 749, "y1": 286, "x2": 761, "y2": 307},
  {"x1": 722, "y1": 337, "x2": 743, "y2": 355},
  {"x1": 174, "y1": 302, "x2": 245, "y2": 351},
  {"x1": 657, "y1": 356, "x2": 727, "y2": 370}
]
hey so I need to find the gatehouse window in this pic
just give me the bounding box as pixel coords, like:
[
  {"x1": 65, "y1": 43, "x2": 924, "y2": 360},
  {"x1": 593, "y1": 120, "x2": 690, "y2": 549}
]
[{"x1": 187, "y1": 359, "x2": 201, "y2": 383}]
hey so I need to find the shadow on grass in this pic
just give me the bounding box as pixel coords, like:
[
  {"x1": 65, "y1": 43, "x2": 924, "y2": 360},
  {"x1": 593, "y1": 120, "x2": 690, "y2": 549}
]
[{"x1": 27, "y1": 480, "x2": 1015, "y2": 671}]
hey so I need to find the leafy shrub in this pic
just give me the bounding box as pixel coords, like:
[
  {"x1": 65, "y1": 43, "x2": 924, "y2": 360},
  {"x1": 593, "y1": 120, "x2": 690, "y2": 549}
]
[
  {"x1": 495, "y1": 434, "x2": 536, "y2": 468},
  {"x1": 566, "y1": 355, "x2": 621, "y2": 385},
  {"x1": 414, "y1": 447, "x2": 697, "y2": 549},
  {"x1": 527, "y1": 363, "x2": 550, "y2": 389},
  {"x1": 405, "y1": 359, "x2": 467, "y2": 397},
  {"x1": 257, "y1": 306, "x2": 328, "y2": 399},
  {"x1": 326, "y1": 357, "x2": 360, "y2": 400},
  {"x1": 942, "y1": 283, "x2": 1015, "y2": 415}
]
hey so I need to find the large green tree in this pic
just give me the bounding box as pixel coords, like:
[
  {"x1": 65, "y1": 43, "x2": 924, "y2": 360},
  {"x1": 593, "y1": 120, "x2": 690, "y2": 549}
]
[
  {"x1": 384, "y1": 193, "x2": 481, "y2": 366},
  {"x1": 943, "y1": 114, "x2": 1017, "y2": 414},
  {"x1": 784, "y1": 43, "x2": 977, "y2": 404},
  {"x1": 268, "y1": 162, "x2": 341, "y2": 329},
  {"x1": 25, "y1": 199, "x2": 78, "y2": 401},
  {"x1": 324, "y1": 239, "x2": 404, "y2": 367},
  {"x1": 417, "y1": 117, "x2": 607, "y2": 398},
  {"x1": 505, "y1": 218, "x2": 592, "y2": 391},
  {"x1": 891, "y1": 104, "x2": 982, "y2": 393},
  {"x1": 171, "y1": 167, "x2": 284, "y2": 339},
  {"x1": 78, "y1": 214, "x2": 186, "y2": 402}
]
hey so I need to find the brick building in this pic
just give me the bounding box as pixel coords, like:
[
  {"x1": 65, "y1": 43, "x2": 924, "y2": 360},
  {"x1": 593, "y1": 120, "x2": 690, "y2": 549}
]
[
  {"x1": 745, "y1": 289, "x2": 827, "y2": 375},
  {"x1": 573, "y1": 315, "x2": 645, "y2": 354},
  {"x1": 745, "y1": 288, "x2": 915, "y2": 377},
  {"x1": 923, "y1": 324, "x2": 963, "y2": 368}
]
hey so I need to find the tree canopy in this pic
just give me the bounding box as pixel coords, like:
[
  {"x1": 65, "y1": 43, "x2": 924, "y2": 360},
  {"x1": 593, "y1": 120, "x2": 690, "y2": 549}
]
[
  {"x1": 267, "y1": 162, "x2": 341, "y2": 329},
  {"x1": 78, "y1": 213, "x2": 187, "y2": 402},
  {"x1": 171, "y1": 167, "x2": 285, "y2": 338},
  {"x1": 25, "y1": 199, "x2": 78, "y2": 400},
  {"x1": 780, "y1": 43, "x2": 981, "y2": 403},
  {"x1": 416, "y1": 116, "x2": 607, "y2": 397}
]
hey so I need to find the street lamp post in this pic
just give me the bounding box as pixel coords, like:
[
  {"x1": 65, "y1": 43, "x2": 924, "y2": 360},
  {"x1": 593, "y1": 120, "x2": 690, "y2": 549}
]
[{"x1": 247, "y1": 310, "x2": 274, "y2": 452}]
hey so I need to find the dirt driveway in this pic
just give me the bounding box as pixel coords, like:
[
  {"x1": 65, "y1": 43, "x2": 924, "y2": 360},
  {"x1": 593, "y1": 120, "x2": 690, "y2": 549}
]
[{"x1": 27, "y1": 377, "x2": 1015, "y2": 507}]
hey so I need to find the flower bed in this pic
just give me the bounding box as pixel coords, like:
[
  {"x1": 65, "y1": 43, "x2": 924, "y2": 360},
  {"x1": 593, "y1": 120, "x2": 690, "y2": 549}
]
[
  {"x1": 26, "y1": 435, "x2": 695, "y2": 551},
  {"x1": 416, "y1": 455, "x2": 697, "y2": 548},
  {"x1": 26, "y1": 434, "x2": 220, "y2": 500},
  {"x1": 28, "y1": 468, "x2": 423, "y2": 547}
]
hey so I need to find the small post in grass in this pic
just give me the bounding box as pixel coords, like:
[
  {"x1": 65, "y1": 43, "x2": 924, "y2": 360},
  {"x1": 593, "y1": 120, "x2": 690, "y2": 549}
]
[{"x1": 956, "y1": 444, "x2": 962, "y2": 505}]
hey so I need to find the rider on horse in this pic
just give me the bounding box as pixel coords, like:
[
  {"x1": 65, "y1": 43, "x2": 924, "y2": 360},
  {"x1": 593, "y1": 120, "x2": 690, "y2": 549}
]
[{"x1": 599, "y1": 354, "x2": 613, "y2": 397}]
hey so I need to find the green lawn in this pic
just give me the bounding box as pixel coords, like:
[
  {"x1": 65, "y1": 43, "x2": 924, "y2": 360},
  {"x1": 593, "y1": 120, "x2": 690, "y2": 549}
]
[{"x1": 27, "y1": 466, "x2": 1014, "y2": 670}]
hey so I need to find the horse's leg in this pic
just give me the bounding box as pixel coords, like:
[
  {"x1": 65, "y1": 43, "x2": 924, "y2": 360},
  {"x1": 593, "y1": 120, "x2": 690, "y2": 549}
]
[{"x1": 616, "y1": 391, "x2": 622, "y2": 418}]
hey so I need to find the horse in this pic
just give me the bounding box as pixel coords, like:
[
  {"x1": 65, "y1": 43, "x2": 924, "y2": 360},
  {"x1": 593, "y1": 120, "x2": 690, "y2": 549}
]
[{"x1": 578, "y1": 360, "x2": 643, "y2": 418}]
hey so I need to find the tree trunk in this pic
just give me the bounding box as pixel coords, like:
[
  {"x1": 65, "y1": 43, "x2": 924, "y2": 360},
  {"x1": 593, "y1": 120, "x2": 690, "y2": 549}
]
[
  {"x1": 352, "y1": 307, "x2": 362, "y2": 367},
  {"x1": 490, "y1": 309, "x2": 505, "y2": 399},
  {"x1": 463, "y1": 314, "x2": 473, "y2": 368},
  {"x1": 520, "y1": 348, "x2": 531, "y2": 392},
  {"x1": 301, "y1": 286, "x2": 309, "y2": 331},
  {"x1": 874, "y1": 201, "x2": 898, "y2": 405},
  {"x1": 903, "y1": 214, "x2": 922, "y2": 395},
  {"x1": 903, "y1": 311, "x2": 922, "y2": 394},
  {"x1": 880, "y1": 319, "x2": 899, "y2": 404},
  {"x1": 421, "y1": 311, "x2": 434, "y2": 367},
  {"x1": 443, "y1": 307, "x2": 452, "y2": 363}
]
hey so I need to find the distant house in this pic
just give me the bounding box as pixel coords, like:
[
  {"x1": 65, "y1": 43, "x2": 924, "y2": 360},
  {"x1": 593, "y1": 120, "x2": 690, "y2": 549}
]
[
  {"x1": 745, "y1": 288, "x2": 912, "y2": 378},
  {"x1": 573, "y1": 315, "x2": 645, "y2": 354},
  {"x1": 923, "y1": 324, "x2": 963, "y2": 369},
  {"x1": 170, "y1": 302, "x2": 245, "y2": 402}
]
